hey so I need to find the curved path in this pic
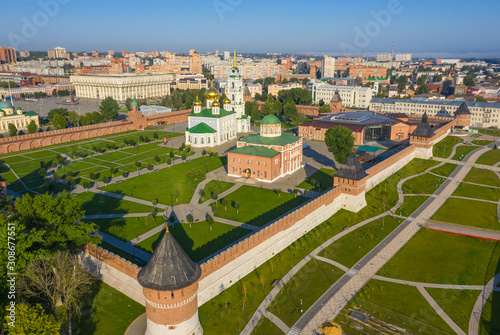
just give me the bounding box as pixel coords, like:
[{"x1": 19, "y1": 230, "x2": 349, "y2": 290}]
[{"x1": 469, "y1": 273, "x2": 500, "y2": 335}]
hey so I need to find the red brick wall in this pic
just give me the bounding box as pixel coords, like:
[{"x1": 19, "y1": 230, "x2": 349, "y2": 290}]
[
  {"x1": 228, "y1": 152, "x2": 277, "y2": 181},
  {"x1": 83, "y1": 244, "x2": 139, "y2": 280}
]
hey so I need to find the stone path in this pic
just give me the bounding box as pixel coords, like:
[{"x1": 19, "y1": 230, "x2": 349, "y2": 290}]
[
  {"x1": 295, "y1": 146, "x2": 491, "y2": 334},
  {"x1": 265, "y1": 311, "x2": 290, "y2": 333},
  {"x1": 469, "y1": 273, "x2": 500, "y2": 335},
  {"x1": 130, "y1": 223, "x2": 166, "y2": 245},
  {"x1": 449, "y1": 195, "x2": 499, "y2": 204},
  {"x1": 84, "y1": 213, "x2": 151, "y2": 220},
  {"x1": 98, "y1": 231, "x2": 151, "y2": 262}
]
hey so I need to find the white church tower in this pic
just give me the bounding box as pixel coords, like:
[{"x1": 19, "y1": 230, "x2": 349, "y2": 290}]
[{"x1": 225, "y1": 47, "x2": 250, "y2": 133}]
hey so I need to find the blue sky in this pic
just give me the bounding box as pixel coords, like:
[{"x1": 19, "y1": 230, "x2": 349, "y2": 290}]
[{"x1": 1, "y1": 0, "x2": 500, "y2": 57}]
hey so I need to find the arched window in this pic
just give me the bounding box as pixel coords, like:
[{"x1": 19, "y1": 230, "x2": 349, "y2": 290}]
[
  {"x1": 270, "y1": 127, "x2": 273, "y2": 134},
  {"x1": 232, "y1": 82, "x2": 234, "y2": 88}
]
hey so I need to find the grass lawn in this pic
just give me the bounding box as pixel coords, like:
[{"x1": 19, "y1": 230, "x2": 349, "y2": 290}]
[
  {"x1": 251, "y1": 317, "x2": 283, "y2": 335},
  {"x1": 476, "y1": 149, "x2": 500, "y2": 166},
  {"x1": 199, "y1": 158, "x2": 441, "y2": 334},
  {"x1": 402, "y1": 173, "x2": 446, "y2": 195},
  {"x1": 479, "y1": 291, "x2": 500, "y2": 335},
  {"x1": 474, "y1": 128, "x2": 500, "y2": 137},
  {"x1": 452, "y1": 145, "x2": 478, "y2": 161},
  {"x1": 267, "y1": 259, "x2": 344, "y2": 327},
  {"x1": 395, "y1": 196, "x2": 428, "y2": 217},
  {"x1": 431, "y1": 163, "x2": 458, "y2": 177},
  {"x1": 335, "y1": 280, "x2": 454, "y2": 334},
  {"x1": 90, "y1": 216, "x2": 164, "y2": 242},
  {"x1": 199, "y1": 180, "x2": 235, "y2": 203},
  {"x1": 432, "y1": 198, "x2": 498, "y2": 230},
  {"x1": 319, "y1": 216, "x2": 400, "y2": 268},
  {"x1": 453, "y1": 183, "x2": 500, "y2": 202},
  {"x1": 73, "y1": 281, "x2": 145, "y2": 335},
  {"x1": 297, "y1": 168, "x2": 336, "y2": 192},
  {"x1": 378, "y1": 229, "x2": 500, "y2": 285},
  {"x1": 464, "y1": 167, "x2": 500, "y2": 187},
  {"x1": 77, "y1": 192, "x2": 154, "y2": 215},
  {"x1": 137, "y1": 221, "x2": 252, "y2": 262},
  {"x1": 433, "y1": 136, "x2": 463, "y2": 158},
  {"x1": 426, "y1": 288, "x2": 480, "y2": 333},
  {"x1": 472, "y1": 139, "x2": 494, "y2": 146},
  {"x1": 214, "y1": 185, "x2": 308, "y2": 227},
  {"x1": 101, "y1": 156, "x2": 226, "y2": 205}
]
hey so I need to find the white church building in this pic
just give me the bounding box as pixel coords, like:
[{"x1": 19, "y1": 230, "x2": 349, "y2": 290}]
[{"x1": 185, "y1": 50, "x2": 250, "y2": 148}]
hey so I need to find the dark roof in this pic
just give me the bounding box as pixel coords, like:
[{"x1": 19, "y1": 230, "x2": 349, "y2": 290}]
[
  {"x1": 335, "y1": 152, "x2": 368, "y2": 180},
  {"x1": 454, "y1": 101, "x2": 471, "y2": 115},
  {"x1": 330, "y1": 88, "x2": 342, "y2": 102},
  {"x1": 411, "y1": 112, "x2": 435, "y2": 137},
  {"x1": 137, "y1": 227, "x2": 201, "y2": 291}
]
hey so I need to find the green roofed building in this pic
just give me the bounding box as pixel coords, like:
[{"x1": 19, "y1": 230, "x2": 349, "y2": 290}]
[
  {"x1": 227, "y1": 114, "x2": 303, "y2": 182},
  {"x1": 0, "y1": 99, "x2": 40, "y2": 132}
]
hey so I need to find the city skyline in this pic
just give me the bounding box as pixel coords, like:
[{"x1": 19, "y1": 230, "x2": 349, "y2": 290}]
[{"x1": 2, "y1": 0, "x2": 500, "y2": 57}]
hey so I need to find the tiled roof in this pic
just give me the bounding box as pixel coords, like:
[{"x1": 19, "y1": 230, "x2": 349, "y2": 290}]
[
  {"x1": 186, "y1": 122, "x2": 216, "y2": 134},
  {"x1": 239, "y1": 132, "x2": 300, "y2": 146},
  {"x1": 230, "y1": 145, "x2": 280, "y2": 158}
]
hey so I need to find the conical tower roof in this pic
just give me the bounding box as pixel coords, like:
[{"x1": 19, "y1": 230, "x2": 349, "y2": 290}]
[
  {"x1": 243, "y1": 84, "x2": 251, "y2": 97},
  {"x1": 455, "y1": 101, "x2": 471, "y2": 115},
  {"x1": 137, "y1": 226, "x2": 201, "y2": 291},
  {"x1": 335, "y1": 152, "x2": 367, "y2": 180},
  {"x1": 412, "y1": 112, "x2": 435, "y2": 138},
  {"x1": 330, "y1": 88, "x2": 342, "y2": 103}
]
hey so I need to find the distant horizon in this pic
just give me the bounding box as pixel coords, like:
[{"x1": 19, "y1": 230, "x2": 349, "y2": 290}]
[{"x1": 3, "y1": 0, "x2": 500, "y2": 58}]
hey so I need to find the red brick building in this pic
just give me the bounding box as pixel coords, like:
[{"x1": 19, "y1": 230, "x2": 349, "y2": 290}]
[
  {"x1": 348, "y1": 65, "x2": 387, "y2": 80},
  {"x1": 228, "y1": 114, "x2": 302, "y2": 182}
]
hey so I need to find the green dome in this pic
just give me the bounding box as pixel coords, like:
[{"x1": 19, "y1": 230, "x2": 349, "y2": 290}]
[
  {"x1": 131, "y1": 97, "x2": 138, "y2": 106},
  {"x1": 16, "y1": 107, "x2": 22, "y2": 110},
  {"x1": 261, "y1": 114, "x2": 281, "y2": 125},
  {"x1": 0, "y1": 101, "x2": 13, "y2": 109}
]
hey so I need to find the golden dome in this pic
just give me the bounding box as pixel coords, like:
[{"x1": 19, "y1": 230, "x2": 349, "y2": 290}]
[
  {"x1": 223, "y1": 96, "x2": 231, "y2": 104},
  {"x1": 193, "y1": 95, "x2": 202, "y2": 106},
  {"x1": 211, "y1": 101, "x2": 220, "y2": 107},
  {"x1": 205, "y1": 85, "x2": 220, "y2": 100}
]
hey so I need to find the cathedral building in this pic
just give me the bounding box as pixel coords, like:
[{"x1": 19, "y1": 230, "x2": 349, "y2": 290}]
[
  {"x1": 185, "y1": 49, "x2": 250, "y2": 147},
  {"x1": 0, "y1": 99, "x2": 39, "y2": 133}
]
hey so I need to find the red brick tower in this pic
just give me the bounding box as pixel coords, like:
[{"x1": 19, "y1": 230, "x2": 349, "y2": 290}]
[
  {"x1": 329, "y1": 88, "x2": 344, "y2": 113},
  {"x1": 137, "y1": 226, "x2": 203, "y2": 335},
  {"x1": 454, "y1": 101, "x2": 471, "y2": 128},
  {"x1": 334, "y1": 152, "x2": 368, "y2": 212},
  {"x1": 243, "y1": 84, "x2": 252, "y2": 103}
]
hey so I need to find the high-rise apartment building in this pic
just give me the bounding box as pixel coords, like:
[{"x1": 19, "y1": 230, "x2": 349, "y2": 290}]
[
  {"x1": 108, "y1": 50, "x2": 114, "y2": 56},
  {"x1": 121, "y1": 50, "x2": 128, "y2": 57},
  {"x1": 223, "y1": 51, "x2": 230, "y2": 61},
  {"x1": 321, "y1": 55, "x2": 335, "y2": 78},
  {"x1": 395, "y1": 54, "x2": 412, "y2": 62},
  {"x1": 376, "y1": 54, "x2": 393, "y2": 62},
  {"x1": 0, "y1": 47, "x2": 17, "y2": 64}
]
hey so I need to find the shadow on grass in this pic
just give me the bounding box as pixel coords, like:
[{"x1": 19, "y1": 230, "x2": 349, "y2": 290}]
[
  {"x1": 482, "y1": 243, "x2": 500, "y2": 333},
  {"x1": 244, "y1": 196, "x2": 309, "y2": 227}
]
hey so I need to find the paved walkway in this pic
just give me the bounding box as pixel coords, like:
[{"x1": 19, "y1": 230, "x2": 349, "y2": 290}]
[
  {"x1": 469, "y1": 273, "x2": 500, "y2": 335},
  {"x1": 130, "y1": 223, "x2": 166, "y2": 245},
  {"x1": 296, "y1": 146, "x2": 491, "y2": 334},
  {"x1": 212, "y1": 217, "x2": 260, "y2": 231},
  {"x1": 84, "y1": 213, "x2": 151, "y2": 220},
  {"x1": 98, "y1": 231, "x2": 151, "y2": 262}
]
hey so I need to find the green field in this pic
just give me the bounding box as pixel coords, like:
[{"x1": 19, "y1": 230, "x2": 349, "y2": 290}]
[
  {"x1": 452, "y1": 145, "x2": 478, "y2": 161},
  {"x1": 199, "y1": 180, "x2": 235, "y2": 203},
  {"x1": 396, "y1": 196, "x2": 428, "y2": 217},
  {"x1": 472, "y1": 139, "x2": 494, "y2": 146},
  {"x1": 320, "y1": 216, "x2": 400, "y2": 268},
  {"x1": 297, "y1": 168, "x2": 336, "y2": 192},
  {"x1": 402, "y1": 173, "x2": 446, "y2": 195},
  {"x1": 479, "y1": 291, "x2": 500, "y2": 335},
  {"x1": 476, "y1": 149, "x2": 500, "y2": 166},
  {"x1": 73, "y1": 281, "x2": 145, "y2": 335},
  {"x1": 464, "y1": 167, "x2": 500, "y2": 187},
  {"x1": 335, "y1": 280, "x2": 454, "y2": 334},
  {"x1": 453, "y1": 183, "x2": 500, "y2": 202},
  {"x1": 101, "y1": 156, "x2": 226, "y2": 205},
  {"x1": 214, "y1": 185, "x2": 308, "y2": 226},
  {"x1": 431, "y1": 163, "x2": 458, "y2": 177},
  {"x1": 267, "y1": 259, "x2": 344, "y2": 327},
  {"x1": 77, "y1": 192, "x2": 154, "y2": 215},
  {"x1": 251, "y1": 317, "x2": 284, "y2": 335},
  {"x1": 137, "y1": 221, "x2": 252, "y2": 262},
  {"x1": 426, "y1": 288, "x2": 480, "y2": 333},
  {"x1": 90, "y1": 216, "x2": 164, "y2": 242},
  {"x1": 378, "y1": 229, "x2": 500, "y2": 285},
  {"x1": 433, "y1": 136, "x2": 463, "y2": 158},
  {"x1": 432, "y1": 198, "x2": 498, "y2": 230}
]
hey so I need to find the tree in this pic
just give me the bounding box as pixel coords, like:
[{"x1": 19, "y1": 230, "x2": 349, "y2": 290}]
[
  {"x1": 221, "y1": 198, "x2": 228, "y2": 210},
  {"x1": 8, "y1": 123, "x2": 17, "y2": 136},
  {"x1": 89, "y1": 172, "x2": 95, "y2": 181},
  {"x1": 199, "y1": 189, "x2": 205, "y2": 201},
  {"x1": 318, "y1": 104, "x2": 331, "y2": 114},
  {"x1": 99, "y1": 97, "x2": 120, "y2": 121},
  {"x1": 293, "y1": 189, "x2": 299, "y2": 197},
  {"x1": 416, "y1": 75, "x2": 427, "y2": 86},
  {"x1": 174, "y1": 190, "x2": 180, "y2": 202},
  {"x1": 187, "y1": 215, "x2": 194, "y2": 227},
  {"x1": 154, "y1": 155, "x2": 161, "y2": 165},
  {"x1": 169, "y1": 151, "x2": 175, "y2": 159},
  {"x1": 283, "y1": 101, "x2": 298, "y2": 122},
  {"x1": 415, "y1": 84, "x2": 429, "y2": 95},
  {"x1": 52, "y1": 172, "x2": 60, "y2": 182},
  {"x1": 234, "y1": 202, "x2": 240, "y2": 214},
  {"x1": 47, "y1": 108, "x2": 68, "y2": 122},
  {"x1": 80, "y1": 113, "x2": 92, "y2": 126},
  {"x1": 101, "y1": 176, "x2": 108, "y2": 185},
  {"x1": 27, "y1": 120, "x2": 38, "y2": 134},
  {"x1": 476, "y1": 96, "x2": 487, "y2": 102},
  {"x1": 3, "y1": 303, "x2": 60, "y2": 334},
  {"x1": 14, "y1": 192, "x2": 99, "y2": 253},
  {"x1": 153, "y1": 132, "x2": 158, "y2": 139},
  {"x1": 81, "y1": 179, "x2": 90, "y2": 192},
  {"x1": 207, "y1": 215, "x2": 214, "y2": 230},
  {"x1": 324, "y1": 126, "x2": 354, "y2": 164},
  {"x1": 52, "y1": 114, "x2": 67, "y2": 129},
  {"x1": 166, "y1": 157, "x2": 172, "y2": 165},
  {"x1": 147, "y1": 164, "x2": 154, "y2": 173},
  {"x1": 182, "y1": 153, "x2": 187, "y2": 161},
  {"x1": 397, "y1": 76, "x2": 408, "y2": 92},
  {"x1": 38, "y1": 167, "x2": 47, "y2": 178},
  {"x1": 463, "y1": 75, "x2": 475, "y2": 87},
  {"x1": 122, "y1": 170, "x2": 128, "y2": 179},
  {"x1": 202, "y1": 149, "x2": 207, "y2": 157},
  {"x1": 135, "y1": 161, "x2": 141, "y2": 171},
  {"x1": 23, "y1": 251, "x2": 94, "y2": 335},
  {"x1": 65, "y1": 176, "x2": 74, "y2": 186}
]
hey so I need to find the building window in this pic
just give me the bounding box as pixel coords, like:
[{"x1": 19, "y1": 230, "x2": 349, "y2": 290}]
[
  {"x1": 201, "y1": 138, "x2": 204, "y2": 144},
  {"x1": 194, "y1": 137, "x2": 197, "y2": 144},
  {"x1": 239, "y1": 159, "x2": 241, "y2": 163},
  {"x1": 239, "y1": 168, "x2": 241, "y2": 174},
  {"x1": 232, "y1": 157, "x2": 234, "y2": 162},
  {"x1": 270, "y1": 127, "x2": 273, "y2": 134},
  {"x1": 264, "y1": 171, "x2": 267, "y2": 178},
  {"x1": 208, "y1": 137, "x2": 211, "y2": 143},
  {"x1": 232, "y1": 167, "x2": 235, "y2": 173}
]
